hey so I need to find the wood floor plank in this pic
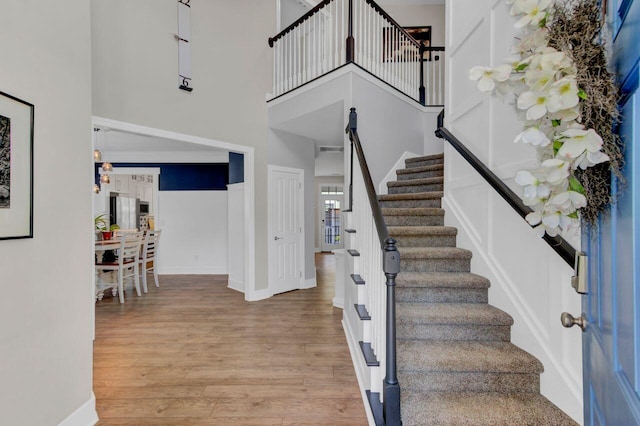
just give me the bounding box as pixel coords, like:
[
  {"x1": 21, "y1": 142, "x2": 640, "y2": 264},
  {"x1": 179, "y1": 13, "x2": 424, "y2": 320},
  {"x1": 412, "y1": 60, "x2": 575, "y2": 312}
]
[{"x1": 94, "y1": 254, "x2": 367, "y2": 424}]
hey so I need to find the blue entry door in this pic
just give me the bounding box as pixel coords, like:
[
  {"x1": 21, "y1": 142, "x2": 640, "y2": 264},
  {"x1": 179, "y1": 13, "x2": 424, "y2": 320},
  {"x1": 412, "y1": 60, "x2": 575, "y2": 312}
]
[{"x1": 582, "y1": 1, "x2": 640, "y2": 424}]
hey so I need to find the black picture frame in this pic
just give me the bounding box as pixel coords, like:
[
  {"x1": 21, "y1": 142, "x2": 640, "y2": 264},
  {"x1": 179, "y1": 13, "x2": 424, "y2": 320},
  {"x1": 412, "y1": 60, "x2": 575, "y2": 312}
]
[
  {"x1": 382, "y1": 25, "x2": 432, "y2": 62},
  {"x1": 0, "y1": 91, "x2": 34, "y2": 240}
]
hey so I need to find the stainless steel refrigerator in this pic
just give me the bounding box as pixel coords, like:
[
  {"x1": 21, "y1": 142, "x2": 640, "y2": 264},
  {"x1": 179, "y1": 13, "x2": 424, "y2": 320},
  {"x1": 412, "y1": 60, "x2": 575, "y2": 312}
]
[{"x1": 110, "y1": 194, "x2": 140, "y2": 230}]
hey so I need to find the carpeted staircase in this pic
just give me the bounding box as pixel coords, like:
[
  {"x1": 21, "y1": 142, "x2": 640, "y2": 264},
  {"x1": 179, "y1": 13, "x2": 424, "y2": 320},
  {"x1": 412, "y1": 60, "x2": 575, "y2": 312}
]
[{"x1": 378, "y1": 153, "x2": 577, "y2": 425}]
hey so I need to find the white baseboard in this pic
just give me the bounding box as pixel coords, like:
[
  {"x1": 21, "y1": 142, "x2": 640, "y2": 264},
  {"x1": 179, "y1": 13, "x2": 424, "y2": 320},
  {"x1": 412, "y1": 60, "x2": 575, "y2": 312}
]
[
  {"x1": 342, "y1": 318, "x2": 376, "y2": 426},
  {"x1": 378, "y1": 151, "x2": 421, "y2": 195},
  {"x1": 58, "y1": 392, "x2": 98, "y2": 426},
  {"x1": 227, "y1": 279, "x2": 244, "y2": 293},
  {"x1": 315, "y1": 247, "x2": 321, "y2": 253},
  {"x1": 157, "y1": 266, "x2": 228, "y2": 275},
  {"x1": 302, "y1": 272, "x2": 317, "y2": 289},
  {"x1": 246, "y1": 287, "x2": 273, "y2": 302},
  {"x1": 333, "y1": 297, "x2": 344, "y2": 309}
]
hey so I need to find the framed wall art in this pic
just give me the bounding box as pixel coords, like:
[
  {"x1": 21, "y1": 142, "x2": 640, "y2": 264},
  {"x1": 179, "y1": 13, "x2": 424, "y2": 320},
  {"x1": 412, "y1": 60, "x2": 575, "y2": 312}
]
[
  {"x1": 0, "y1": 91, "x2": 34, "y2": 240},
  {"x1": 383, "y1": 26, "x2": 432, "y2": 62}
]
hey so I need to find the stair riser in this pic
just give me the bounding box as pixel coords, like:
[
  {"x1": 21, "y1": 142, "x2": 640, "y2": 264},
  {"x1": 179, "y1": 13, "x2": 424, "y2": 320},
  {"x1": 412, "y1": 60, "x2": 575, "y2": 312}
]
[
  {"x1": 385, "y1": 215, "x2": 445, "y2": 226},
  {"x1": 393, "y1": 235, "x2": 456, "y2": 247},
  {"x1": 396, "y1": 287, "x2": 488, "y2": 304},
  {"x1": 398, "y1": 372, "x2": 540, "y2": 393},
  {"x1": 379, "y1": 199, "x2": 441, "y2": 208},
  {"x1": 406, "y1": 159, "x2": 443, "y2": 168},
  {"x1": 397, "y1": 170, "x2": 444, "y2": 180},
  {"x1": 401, "y1": 258, "x2": 470, "y2": 273},
  {"x1": 389, "y1": 183, "x2": 444, "y2": 194},
  {"x1": 397, "y1": 324, "x2": 511, "y2": 342}
]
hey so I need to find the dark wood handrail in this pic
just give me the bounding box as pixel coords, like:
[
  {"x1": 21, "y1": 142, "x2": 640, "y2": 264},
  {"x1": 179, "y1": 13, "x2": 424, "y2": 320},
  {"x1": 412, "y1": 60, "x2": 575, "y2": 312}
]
[
  {"x1": 435, "y1": 118, "x2": 576, "y2": 267},
  {"x1": 363, "y1": 0, "x2": 420, "y2": 48},
  {"x1": 269, "y1": 0, "x2": 421, "y2": 49},
  {"x1": 268, "y1": 0, "x2": 333, "y2": 47}
]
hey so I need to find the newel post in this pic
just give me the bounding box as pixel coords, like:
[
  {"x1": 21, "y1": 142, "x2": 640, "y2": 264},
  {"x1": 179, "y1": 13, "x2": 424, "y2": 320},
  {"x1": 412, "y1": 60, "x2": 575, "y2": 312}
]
[
  {"x1": 419, "y1": 42, "x2": 426, "y2": 105},
  {"x1": 383, "y1": 237, "x2": 401, "y2": 425},
  {"x1": 346, "y1": 0, "x2": 355, "y2": 62},
  {"x1": 348, "y1": 108, "x2": 357, "y2": 210}
]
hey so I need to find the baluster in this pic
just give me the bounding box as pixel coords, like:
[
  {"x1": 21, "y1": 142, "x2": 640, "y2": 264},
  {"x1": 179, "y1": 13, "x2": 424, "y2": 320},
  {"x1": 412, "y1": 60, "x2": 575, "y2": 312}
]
[
  {"x1": 365, "y1": 1, "x2": 369, "y2": 70},
  {"x1": 288, "y1": 34, "x2": 292, "y2": 91}
]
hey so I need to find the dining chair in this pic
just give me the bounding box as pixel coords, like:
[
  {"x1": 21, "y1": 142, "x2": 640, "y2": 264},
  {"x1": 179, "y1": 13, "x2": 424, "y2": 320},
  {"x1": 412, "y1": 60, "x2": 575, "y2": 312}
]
[
  {"x1": 95, "y1": 231, "x2": 144, "y2": 303},
  {"x1": 139, "y1": 229, "x2": 162, "y2": 293},
  {"x1": 113, "y1": 228, "x2": 138, "y2": 239}
]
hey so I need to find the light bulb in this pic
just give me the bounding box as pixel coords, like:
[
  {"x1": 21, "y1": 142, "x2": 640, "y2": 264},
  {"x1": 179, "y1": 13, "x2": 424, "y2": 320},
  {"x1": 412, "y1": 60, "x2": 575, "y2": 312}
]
[
  {"x1": 93, "y1": 149, "x2": 102, "y2": 162},
  {"x1": 100, "y1": 174, "x2": 110, "y2": 184},
  {"x1": 102, "y1": 162, "x2": 113, "y2": 172},
  {"x1": 93, "y1": 184, "x2": 100, "y2": 194}
]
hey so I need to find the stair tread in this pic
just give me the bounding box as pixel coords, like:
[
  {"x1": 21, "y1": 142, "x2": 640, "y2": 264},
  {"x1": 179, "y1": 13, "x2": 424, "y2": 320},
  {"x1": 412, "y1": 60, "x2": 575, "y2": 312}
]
[
  {"x1": 396, "y1": 272, "x2": 490, "y2": 289},
  {"x1": 399, "y1": 247, "x2": 472, "y2": 259},
  {"x1": 397, "y1": 340, "x2": 543, "y2": 374},
  {"x1": 388, "y1": 226, "x2": 457, "y2": 236},
  {"x1": 379, "y1": 191, "x2": 444, "y2": 201},
  {"x1": 397, "y1": 164, "x2": 444, "y2": 175},
  {"x1": 406, "y1": 153, "x2": 444, "y2": 163},
  {"x1": 397, "y1": 303, "x2": 513, "y2": 326},
  {"x1": 388, "y1": 177, "x2": 444, "y2": 187},
  {"x1": 401, "y1": 391, "x2": 578, "y2": 426},
  {"x1": 382, "y1": 207, "x2": 444, "y2": 216}
]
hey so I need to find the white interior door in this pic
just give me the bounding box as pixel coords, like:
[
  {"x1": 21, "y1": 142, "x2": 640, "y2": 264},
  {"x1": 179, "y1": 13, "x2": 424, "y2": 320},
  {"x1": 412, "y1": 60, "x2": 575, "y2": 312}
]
[{"x1": 269, "y1": 166, "x2": 303, "y2": 295}]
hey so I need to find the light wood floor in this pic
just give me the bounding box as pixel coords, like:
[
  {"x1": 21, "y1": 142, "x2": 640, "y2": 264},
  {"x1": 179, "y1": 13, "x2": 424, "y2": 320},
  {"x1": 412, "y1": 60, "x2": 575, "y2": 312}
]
[{"x1": 94, "y1": 253, "x2": 368, "y2": 425}]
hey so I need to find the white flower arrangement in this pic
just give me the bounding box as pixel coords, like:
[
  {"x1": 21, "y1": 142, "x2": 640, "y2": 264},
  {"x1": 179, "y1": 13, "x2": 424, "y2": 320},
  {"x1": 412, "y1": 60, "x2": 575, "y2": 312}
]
[{"x1": 469, "y1": 0, "x2": 610, "y2": 237}]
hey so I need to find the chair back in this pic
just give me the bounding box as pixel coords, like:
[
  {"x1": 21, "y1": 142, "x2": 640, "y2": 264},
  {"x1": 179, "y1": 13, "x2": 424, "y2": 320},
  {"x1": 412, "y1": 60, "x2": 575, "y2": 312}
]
[
  {"x1": 119, "y1": 231, "x2": 144, "y2": 265},
  {"x1": 114, "y1": 229, "x2": 138, "y2": 239},
  {"x1": 142, "y1": 229, "x2": 161, "y2": 261}
]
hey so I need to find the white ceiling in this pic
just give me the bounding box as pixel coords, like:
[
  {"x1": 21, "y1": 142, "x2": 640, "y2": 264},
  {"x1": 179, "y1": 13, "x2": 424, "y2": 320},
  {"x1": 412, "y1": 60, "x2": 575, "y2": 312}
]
[{"x1": 272, "y1": 101, "x2": 345, "y2": 148}]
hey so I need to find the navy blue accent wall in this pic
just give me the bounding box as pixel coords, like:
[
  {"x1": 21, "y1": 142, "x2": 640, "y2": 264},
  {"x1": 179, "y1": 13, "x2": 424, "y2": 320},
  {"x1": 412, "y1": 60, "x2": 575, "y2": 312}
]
[
  {"x1": 94, "y1": 163, "x2": 229, "y2": 191},
  {"x1": 228, "y1": 152, "x2": 244, "y2": 184}
]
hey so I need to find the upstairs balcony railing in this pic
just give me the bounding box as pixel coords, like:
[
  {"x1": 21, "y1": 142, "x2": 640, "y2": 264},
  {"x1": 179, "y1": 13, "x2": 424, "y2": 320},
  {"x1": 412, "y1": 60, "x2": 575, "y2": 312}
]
[{"x1": 268, "y1": 0, "x2": 445, "y2": 106}]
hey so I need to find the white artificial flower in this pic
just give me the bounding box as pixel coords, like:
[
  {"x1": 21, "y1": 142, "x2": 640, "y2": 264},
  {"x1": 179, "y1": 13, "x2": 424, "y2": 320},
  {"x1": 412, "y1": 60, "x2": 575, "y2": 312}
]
[
  {"x1": 517, "y1": 28, "x2": 550, "y2": 53},
  {"x1": 469, "y1": 65, "x2": 513, "y2": 92},
  {"x1": 557, "y1": 127, "x2": 605, "y2": 159},
  {"x1": 512, "y1": 0, "x2": 554, "y2": 28},
  {"x1": 515, "y1": 170, "x2": 552, "y2": 204},
  {"x1": 548, "y1": 106, "x2": 580, "y2": 124},
  {"x1": 514, "y1": 126, "x2": 551, "y2": 147},
  {"x1": 540, "y1": 158, "x2": 570, "y2": 185},
  {"x1": 530, "y1": 48, "x2": 573, "y2": 72},
  {"x1": 526, "y1": 210, "x2": 543, "y2": 226},
  {"x1": 573, "y1": 150, "x2": 610, "y2": 169},
  {"x1": 517, "y1": 90, "x2": 553, "y2": 120},
  {"x1": 524, "y1": 69, "x2": 556, "y2": 91},
  {"x1": 548, "y1": 190, "x2": 587, "y2": 214},
  {"x1": 547, "y1": 77, "x2": 580, "y2": 112}
]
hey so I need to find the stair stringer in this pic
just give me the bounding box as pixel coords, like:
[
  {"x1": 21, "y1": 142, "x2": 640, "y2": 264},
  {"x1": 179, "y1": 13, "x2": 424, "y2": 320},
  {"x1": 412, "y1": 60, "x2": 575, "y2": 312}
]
[{"x1": 442, "y1": 186, "x2": 583, "y2": 423}]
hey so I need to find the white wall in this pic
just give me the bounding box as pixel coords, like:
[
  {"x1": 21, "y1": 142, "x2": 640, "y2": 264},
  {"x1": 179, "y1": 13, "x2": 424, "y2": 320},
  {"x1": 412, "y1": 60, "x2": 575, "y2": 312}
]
[
  {"x1": 268, "y1": 129, "x2": 317, "y2": 282},
  {"x1": 445, "y1": 0, "x2": 582, "y2": 422},
  {"x1": 91, "y1": 0, "x2": 274, "y2": 291},
  {"x1": 157, "y1": 191, "x2": 228, "y2": 274},
  {"x1": 315, "y1": 151, "x2": 344, "y2": 176},
  {"x1": 0, "y1": 1, "x2": 96, "y2": 424}
]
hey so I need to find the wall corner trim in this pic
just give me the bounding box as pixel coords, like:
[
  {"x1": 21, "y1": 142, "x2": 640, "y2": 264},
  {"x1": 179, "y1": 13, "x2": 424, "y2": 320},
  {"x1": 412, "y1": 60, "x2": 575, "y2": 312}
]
[{"x1": 58, "y1": 392, "x2": 98, "y2": 426}]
